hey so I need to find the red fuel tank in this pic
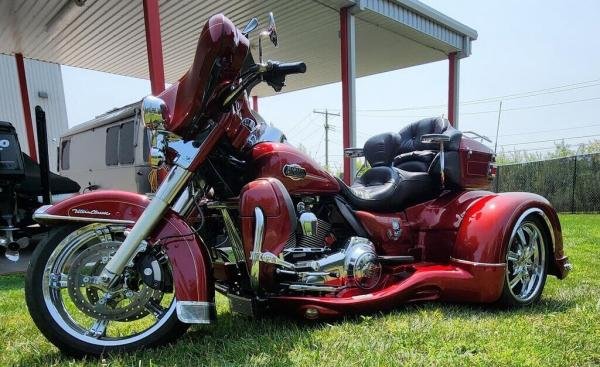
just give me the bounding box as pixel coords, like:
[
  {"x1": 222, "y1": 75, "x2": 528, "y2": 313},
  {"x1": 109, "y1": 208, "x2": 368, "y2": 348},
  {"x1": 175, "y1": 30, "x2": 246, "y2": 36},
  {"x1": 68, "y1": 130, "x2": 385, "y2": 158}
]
[{"x1": 250, "y1": 142, "x2": 340, "y2": 195}]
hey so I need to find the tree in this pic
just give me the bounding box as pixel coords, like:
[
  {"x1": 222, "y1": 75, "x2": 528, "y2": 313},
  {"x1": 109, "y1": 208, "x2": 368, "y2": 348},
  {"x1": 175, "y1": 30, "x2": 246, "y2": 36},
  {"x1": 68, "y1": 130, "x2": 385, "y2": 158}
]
[
  {"x1": 548, "y1": 140, "x2": 574, "y2": 159},
  {"x1": 579, "y1": 139, "x2": 600, "y2": 154}
]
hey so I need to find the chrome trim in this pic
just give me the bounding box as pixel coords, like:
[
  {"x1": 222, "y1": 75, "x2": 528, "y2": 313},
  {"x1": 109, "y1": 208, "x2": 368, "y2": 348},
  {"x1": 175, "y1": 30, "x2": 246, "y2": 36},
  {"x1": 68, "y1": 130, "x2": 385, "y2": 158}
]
[
  {"x1": 521, "y1": 207, "x2": 556, "y2": 249},
  {"x1": 220, "y1": 208, "x2": 246, "y2": 266},
  {"x1": 149, "y1": 131, "x2": 167, "y2": 167},
  {"x1": 33, "y1": 213, "x2": 135, "y2": 225},
  {"x1": 288, "y1": 284, "x2": 338, "y2": 293},
  {"x1": 450, "y1": 257, "x2": 506, "y2": 267},
  {"x1": 169, "y1": 139, "x2": 201, "y2": 169},
  {"x1": 250, "y1": 207, "x2": 265, "y2": 291},
  {"x1": 206, "y1": 201, "x2": 238, "y2": 210},
  {"x1": 505, "y1": 215, "x2": 547, "y2": 302},
  {"x1": 250, "y1": 251, "x2": 295, "y2": 270},
  {"x1": 176, "y1": 301, "x2": 215, "y2": 324},
  {"x1": 141, "y1": 95, "x2": 168, "y2": 130},
  {"x1": 172, "y1": 185, "x2": 202, "y2": 217},
  {"x1": 99, "y1": 166, "x2": 192, "y2": 286},
  {"x1": 298, "y1": 211, "x2": 318, "y2": 237},
  {"x1": 41, "y1": 223, "x2": 178, "y2": 346}
]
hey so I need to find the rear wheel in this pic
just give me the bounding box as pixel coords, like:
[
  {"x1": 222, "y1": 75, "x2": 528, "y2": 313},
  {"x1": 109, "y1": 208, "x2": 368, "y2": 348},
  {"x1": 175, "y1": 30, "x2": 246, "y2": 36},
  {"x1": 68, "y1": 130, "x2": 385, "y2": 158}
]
[
  {"x1": 499, "y1": 214, "x2": 549, "y2": 306},
  {"x1": 25, "y1": 223, "x2": 189, "y2": 357}
]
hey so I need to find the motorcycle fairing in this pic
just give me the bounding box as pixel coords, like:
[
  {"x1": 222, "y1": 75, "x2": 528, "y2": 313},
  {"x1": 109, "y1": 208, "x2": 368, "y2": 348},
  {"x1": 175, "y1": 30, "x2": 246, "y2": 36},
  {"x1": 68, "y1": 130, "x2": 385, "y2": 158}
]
[
  {"x1": 266, "y1": 190, "x2": 569, "y2": 318},
  {"x1": 33, "y1": 190, "x2": 215, "y2": 323}
]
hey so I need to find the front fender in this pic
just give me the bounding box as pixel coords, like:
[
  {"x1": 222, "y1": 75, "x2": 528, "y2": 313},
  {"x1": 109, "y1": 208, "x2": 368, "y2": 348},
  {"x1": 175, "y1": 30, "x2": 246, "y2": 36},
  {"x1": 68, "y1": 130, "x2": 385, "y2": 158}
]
[
  {"x1": 34, "y1": 190, "x2": 215, "y2": 323},
  {"x1": 453, "y1": 192, "x2": 569, "y2": 279}
]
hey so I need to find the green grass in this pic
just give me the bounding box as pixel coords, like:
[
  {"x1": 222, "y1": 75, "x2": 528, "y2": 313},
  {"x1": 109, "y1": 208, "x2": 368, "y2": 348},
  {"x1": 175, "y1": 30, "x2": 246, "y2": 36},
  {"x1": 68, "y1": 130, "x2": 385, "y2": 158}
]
[{"x1": 1, "y1": 214, "x2": 599, "y2": 366}]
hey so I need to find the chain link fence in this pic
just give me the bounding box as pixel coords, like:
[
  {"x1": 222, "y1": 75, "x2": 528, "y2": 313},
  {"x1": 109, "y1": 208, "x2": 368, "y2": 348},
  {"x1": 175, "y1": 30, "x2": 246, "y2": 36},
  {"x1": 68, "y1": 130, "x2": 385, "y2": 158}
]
[{"x1": 493, "y1": 153, "x2": 600, "y2": 213}]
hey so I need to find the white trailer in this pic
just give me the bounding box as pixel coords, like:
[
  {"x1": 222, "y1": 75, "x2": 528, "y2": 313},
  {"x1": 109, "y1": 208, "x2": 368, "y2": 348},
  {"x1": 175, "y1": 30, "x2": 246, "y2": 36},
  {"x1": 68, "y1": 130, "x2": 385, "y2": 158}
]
[{"x1": 58, "y1": 102, "x2": 154, "y2": 194}]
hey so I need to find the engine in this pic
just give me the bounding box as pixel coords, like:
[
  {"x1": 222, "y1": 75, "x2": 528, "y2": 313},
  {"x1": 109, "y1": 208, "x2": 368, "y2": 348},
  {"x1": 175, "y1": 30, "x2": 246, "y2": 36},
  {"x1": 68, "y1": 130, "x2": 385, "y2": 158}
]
[{"x1": 280, "y1": 202, "x2": 382, "y2": 292}]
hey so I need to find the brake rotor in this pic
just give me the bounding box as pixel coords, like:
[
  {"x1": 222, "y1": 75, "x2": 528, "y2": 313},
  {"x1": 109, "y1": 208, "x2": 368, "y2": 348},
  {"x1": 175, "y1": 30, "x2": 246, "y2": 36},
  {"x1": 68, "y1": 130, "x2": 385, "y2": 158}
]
[{"x1": 67, "y1": 241, "x2": 164, "y2": 322}]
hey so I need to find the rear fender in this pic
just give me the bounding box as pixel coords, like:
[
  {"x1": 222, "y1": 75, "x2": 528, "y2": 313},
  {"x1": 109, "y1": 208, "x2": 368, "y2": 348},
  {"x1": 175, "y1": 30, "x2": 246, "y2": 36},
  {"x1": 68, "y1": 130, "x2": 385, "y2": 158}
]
[
  {"x1": 453, "y1": 192, "x2": 569, "y2": 279},
  {"x1": 33, "y1": 190, "x2": 215, "y2": 323}
]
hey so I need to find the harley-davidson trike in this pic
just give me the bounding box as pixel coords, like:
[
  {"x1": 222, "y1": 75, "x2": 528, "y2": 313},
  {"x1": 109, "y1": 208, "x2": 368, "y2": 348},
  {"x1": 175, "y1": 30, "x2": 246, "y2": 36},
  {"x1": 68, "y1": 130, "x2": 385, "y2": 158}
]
[{"x1": 25, "y1": 13, "x2": 571, "y2": 356}]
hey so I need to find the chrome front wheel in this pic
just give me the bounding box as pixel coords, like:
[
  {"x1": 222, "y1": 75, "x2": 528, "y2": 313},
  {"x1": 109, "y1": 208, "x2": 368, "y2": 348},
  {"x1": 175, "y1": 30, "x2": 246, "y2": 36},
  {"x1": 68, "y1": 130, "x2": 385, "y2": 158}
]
[
  {"x1": 25, "y1": 224, "x2": 188, "y2": 356},
  {"x1": 500, "y1": 214, "x2": 549, "y2": 306}
]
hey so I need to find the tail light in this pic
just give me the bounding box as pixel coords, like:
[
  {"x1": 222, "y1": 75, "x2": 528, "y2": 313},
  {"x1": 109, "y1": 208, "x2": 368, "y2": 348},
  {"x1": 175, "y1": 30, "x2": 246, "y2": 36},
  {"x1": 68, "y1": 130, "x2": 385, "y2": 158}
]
[{"x1": 488, "y1": 163, "x2": 497, "y2": 180}]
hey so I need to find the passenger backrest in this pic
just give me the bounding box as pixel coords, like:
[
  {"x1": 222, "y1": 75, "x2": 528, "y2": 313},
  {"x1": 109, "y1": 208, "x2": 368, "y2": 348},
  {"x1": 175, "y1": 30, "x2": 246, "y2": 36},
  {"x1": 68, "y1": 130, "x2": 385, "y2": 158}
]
[
  {"x1": 363, "y1": 132, "x2": 401, "y2": 167},
  {"x1": 397, "y1": 117, "x2": 462, "y2": 153}
]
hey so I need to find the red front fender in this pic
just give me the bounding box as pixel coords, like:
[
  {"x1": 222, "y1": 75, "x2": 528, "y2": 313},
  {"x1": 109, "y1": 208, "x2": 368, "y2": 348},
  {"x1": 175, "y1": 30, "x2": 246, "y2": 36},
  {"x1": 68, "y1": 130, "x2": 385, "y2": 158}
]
[
  {"x1": 453, "y1": 192, "x2": 569, "y2": 279},
  {"x1": 34, "y1": 190, "x2": 214, "y2": 316}
]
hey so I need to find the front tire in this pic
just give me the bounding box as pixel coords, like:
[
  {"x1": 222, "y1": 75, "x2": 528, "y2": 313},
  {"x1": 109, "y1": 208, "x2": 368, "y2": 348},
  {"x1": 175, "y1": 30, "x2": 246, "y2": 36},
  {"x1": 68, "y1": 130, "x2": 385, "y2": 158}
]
[
  {"x1": 499, "y1": 214, "x2": 549, "y2": 306},
  {"x1": 25, "y1": 224, "x2": 189, "y2": 357}
]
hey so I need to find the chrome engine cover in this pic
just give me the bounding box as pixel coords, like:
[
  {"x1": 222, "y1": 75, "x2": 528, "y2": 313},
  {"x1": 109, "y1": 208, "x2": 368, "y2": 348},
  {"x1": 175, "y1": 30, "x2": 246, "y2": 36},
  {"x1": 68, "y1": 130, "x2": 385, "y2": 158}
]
[{"x1": 300, "y1": 237, "x2": 381, "y2": 290}]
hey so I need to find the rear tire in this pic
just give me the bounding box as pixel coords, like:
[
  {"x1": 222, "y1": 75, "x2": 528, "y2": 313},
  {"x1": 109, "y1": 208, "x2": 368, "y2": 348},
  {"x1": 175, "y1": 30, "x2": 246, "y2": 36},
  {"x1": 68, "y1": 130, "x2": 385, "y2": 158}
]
[
  {"x1": 498, "y1": 214, "x2": 549, "y2": 306},
  {"x1": 25, "y1": 224, "x2": 189, "y2": 357}
]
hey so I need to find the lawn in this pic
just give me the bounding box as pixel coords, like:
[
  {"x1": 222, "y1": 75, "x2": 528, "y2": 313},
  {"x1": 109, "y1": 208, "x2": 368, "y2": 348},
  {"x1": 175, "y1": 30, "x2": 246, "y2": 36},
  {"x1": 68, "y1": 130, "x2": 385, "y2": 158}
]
[{"x1": 1, "y1": 214, "x2": 598, "y2": 366}]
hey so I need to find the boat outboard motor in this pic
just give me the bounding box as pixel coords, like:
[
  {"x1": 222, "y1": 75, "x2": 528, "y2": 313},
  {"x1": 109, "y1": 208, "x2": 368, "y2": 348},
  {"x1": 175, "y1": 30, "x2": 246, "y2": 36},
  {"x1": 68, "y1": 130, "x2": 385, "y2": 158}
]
[{"x1": 0, "y1": 121, "x2": 27, "y2": 260}]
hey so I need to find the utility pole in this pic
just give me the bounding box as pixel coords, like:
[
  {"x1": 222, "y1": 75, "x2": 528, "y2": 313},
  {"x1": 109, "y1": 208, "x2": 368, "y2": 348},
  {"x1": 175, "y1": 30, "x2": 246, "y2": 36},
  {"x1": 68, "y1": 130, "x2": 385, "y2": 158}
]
[
  {"x1": 494, "y1": 100, "x2": 503, "y2": 154},
  {"x1": 313, "y1": 109, "x2": 340, "y2": 170}
]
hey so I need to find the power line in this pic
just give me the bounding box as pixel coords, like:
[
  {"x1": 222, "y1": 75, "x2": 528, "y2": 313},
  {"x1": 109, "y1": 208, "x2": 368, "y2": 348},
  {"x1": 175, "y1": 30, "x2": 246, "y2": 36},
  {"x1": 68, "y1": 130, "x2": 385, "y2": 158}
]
[
  {"x1": 285, "y1": 112, "x2": 314, "y2": 135},
  {"x1": 461, "y1": 80, "x2": 600, "y2": 105},
  {"x1": 500, "y1": 133, "x2": 600, "y2": 147},
  {"x1": 498, "y1": 122, "x2": 600, "y2": 138},
  {"x1": 460, "y1": 96, "x2": 600, "y2": 116},
  {"x1": 314, "y1": 109, "x2": 340, "y2": 169},
  {"x1": 357, "y1": 77, "x2": 600, "y2": 112}
]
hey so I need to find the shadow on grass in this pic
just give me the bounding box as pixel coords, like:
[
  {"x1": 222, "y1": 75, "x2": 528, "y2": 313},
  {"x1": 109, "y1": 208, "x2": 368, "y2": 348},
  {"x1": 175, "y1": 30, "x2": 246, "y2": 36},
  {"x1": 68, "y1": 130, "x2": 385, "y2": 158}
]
[
  {"x1": 0, "y1": 274, "x2": 25, "y2": 291},
  {"x1": 11, "y1": 291, "x2": 576, "y2": 365}
]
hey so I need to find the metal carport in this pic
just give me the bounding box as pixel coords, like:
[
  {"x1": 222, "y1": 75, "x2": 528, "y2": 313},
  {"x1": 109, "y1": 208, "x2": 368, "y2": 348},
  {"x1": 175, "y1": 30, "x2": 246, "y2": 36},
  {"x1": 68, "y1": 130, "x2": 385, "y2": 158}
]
[{"x1": 0, "y1": 0, "x2": 477, "y2": 182}]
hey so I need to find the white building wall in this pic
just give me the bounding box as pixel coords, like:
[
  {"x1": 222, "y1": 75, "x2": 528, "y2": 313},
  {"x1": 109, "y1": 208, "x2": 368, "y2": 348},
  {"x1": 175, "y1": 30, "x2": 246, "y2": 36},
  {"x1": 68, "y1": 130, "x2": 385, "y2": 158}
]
[{"x1": 0, "y1": 53, "x2": 68, "y2": 172}]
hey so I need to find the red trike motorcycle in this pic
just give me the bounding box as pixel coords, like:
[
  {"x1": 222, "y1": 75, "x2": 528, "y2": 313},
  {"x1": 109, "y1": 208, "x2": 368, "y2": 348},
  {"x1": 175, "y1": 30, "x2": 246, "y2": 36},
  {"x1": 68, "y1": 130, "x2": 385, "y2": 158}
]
[{"x1": 25, "y1": 13, "x2": 570, "y2": 356}]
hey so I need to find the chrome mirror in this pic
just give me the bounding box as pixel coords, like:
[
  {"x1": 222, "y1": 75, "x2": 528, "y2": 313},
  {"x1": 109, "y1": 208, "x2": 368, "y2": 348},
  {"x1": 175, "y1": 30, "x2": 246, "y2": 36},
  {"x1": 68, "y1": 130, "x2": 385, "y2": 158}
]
[
  {"x1": 242, "y1": 17, "x2": 258, "y2": 37},
  {"x1": 267, "y1": 12, "x2": 277, "y2": 46},
  {"x1": 141, "y1": 95, "x2": 168, "y2": 130},
  {"x1": 258, "y1": 12, "x2": 278, "y2": 63}
]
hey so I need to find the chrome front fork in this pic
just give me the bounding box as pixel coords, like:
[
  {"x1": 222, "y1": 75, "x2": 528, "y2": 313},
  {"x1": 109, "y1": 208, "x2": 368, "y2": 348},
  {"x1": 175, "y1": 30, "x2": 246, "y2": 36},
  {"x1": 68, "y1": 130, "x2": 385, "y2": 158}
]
[{"x1": 98, "y1": 165, "x2": 192, "y2": 286}]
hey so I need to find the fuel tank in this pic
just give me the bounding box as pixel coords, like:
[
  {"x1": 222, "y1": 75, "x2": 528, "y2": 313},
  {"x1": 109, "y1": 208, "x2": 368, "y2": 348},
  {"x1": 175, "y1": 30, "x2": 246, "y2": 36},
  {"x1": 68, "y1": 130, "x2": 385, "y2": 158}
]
[{"x1": 250, "y1": 142, "x2": 340, "y2": 195}]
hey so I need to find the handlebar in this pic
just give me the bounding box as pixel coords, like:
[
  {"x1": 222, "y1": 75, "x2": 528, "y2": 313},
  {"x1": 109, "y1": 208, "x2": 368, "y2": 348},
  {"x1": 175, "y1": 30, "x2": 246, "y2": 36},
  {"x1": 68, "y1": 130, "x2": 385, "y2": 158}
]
[
  {"x1": 222, "y1": 60, "x2": 306, "y2": 108},
  {"x1": 271, "y1": 61, "x2": 306, "y2": 76}
]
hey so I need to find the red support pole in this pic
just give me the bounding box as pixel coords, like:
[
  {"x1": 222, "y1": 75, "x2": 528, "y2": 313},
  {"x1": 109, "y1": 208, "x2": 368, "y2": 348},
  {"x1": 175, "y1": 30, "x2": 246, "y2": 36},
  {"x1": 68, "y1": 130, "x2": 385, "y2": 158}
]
[
  {"x1": 341, "y1": 7, "x2": 351, "y2": 184},
  {"x1": 252, "y1": 95, "x2": 259, "y2": 112},
  {"x1": 143, "y1": 0, "x2": 165, "y2": 95},
  {"x1": 448, "y1": 52, "x2": 458, "y2": 127},
  {"x1": 15, "y1": 53, "x2": 37, "y2": 162}
]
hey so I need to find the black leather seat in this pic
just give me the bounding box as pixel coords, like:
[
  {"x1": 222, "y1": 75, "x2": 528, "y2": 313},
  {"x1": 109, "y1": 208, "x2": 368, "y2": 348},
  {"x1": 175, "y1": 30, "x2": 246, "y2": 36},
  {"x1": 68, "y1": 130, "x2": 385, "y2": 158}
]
[
  {"x1": 339, "y1": 131, "x2": 435, "y2": 212},
  {"x1": 338, "y1": 167, "x2": 433, "y2": 212},
  {"x1": 393, "y1": 117, "x2": 461, "y2": 172}
]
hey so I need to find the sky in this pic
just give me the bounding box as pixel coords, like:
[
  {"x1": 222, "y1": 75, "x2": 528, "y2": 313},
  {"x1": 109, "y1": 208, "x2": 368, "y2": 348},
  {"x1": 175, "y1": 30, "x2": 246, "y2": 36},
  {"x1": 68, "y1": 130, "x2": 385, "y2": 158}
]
[{"x1": 62, "y1": 0, "x2": 600, "y2": 172}]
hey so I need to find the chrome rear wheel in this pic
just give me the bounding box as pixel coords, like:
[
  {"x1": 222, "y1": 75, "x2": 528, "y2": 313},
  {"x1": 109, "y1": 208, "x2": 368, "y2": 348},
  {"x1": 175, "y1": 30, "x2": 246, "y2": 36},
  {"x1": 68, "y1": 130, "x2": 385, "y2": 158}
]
[{"x1": 500, "y1": 213, "x2": 549, "y2": 306}]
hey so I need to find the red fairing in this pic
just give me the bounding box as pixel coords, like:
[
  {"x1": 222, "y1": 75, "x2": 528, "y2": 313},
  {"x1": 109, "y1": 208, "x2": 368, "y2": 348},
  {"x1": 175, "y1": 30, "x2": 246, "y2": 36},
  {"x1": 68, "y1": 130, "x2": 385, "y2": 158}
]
[
  {"x1": 35, "y1": 190, "x2": 213, "y2": 303},
  {"x1": 251, "y1": 142, "x2": 340, "y2": 195},
  {"x1": 452, "y1": 191, "x2": 568, "y2": 279},
  {"x1": 270, "y1": 262, "x2": 504, "y2": 318},
  {"x1": 240, "y1": 178, "x2": 296, "y2": 289},
  {"x1": 354, "y1": 211, "x2": 414, "y2": 257},
  {"x1": 158, "y1": 14, "x2": 249, "y2": 140}
]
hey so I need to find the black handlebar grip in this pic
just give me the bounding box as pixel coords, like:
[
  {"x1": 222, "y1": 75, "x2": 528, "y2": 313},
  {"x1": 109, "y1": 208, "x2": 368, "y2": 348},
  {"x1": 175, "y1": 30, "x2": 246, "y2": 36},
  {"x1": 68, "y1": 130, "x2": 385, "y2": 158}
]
[{"x1": 274, "y1": 62, "x2": 307, "y2": 75}]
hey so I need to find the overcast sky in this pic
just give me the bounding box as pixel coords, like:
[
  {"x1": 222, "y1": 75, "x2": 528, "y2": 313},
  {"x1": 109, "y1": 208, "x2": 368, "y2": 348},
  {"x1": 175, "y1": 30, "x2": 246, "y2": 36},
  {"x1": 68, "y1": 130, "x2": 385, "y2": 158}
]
[{"x1": 62, "y1": 0, "x2": 600, "y2": 172}]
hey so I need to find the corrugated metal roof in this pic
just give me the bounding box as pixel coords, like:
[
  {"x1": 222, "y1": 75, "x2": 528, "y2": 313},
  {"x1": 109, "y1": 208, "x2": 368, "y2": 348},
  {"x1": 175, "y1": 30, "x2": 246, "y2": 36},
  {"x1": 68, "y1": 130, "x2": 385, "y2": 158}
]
[{"x1": 0, "y1": 0, "x2": 476, "y2": 97}]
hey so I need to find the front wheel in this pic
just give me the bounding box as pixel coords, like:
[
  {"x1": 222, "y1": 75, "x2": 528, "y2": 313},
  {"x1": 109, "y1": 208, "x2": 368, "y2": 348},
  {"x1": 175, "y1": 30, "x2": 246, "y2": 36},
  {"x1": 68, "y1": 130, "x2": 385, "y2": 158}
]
[
  {"x1": 499, "y1": 214, "x2": 549, "y2": 306},
  {"x1": 25, "y1": 223, "x2": 189, "y2": 357}
]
